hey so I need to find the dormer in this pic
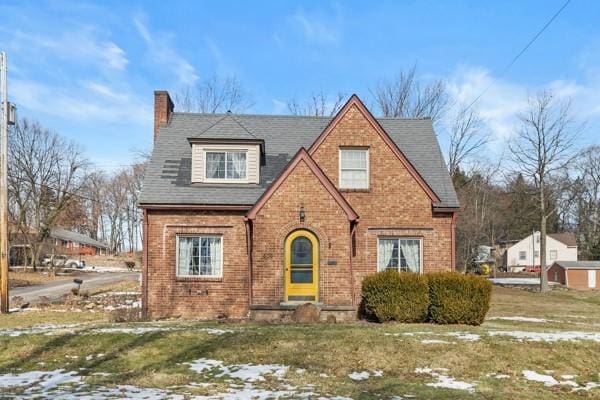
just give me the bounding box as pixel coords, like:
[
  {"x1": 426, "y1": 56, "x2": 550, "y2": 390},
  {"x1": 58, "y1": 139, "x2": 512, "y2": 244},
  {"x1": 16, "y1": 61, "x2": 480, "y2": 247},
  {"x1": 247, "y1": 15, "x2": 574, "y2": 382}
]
[{"x1": 188, "y1": 113, "x2": 264, "y2": 184}]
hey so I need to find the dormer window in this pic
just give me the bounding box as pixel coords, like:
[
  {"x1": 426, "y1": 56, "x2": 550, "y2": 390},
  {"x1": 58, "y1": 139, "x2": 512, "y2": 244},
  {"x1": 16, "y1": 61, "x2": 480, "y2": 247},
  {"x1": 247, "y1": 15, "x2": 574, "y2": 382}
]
[{"x1": 206, "y1": 151, "x2": 247, "y2": 180}]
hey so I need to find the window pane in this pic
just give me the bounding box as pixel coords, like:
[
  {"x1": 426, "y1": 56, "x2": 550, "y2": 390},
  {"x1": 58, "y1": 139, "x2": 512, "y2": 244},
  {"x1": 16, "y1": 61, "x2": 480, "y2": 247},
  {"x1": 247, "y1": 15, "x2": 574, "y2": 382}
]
[
  {"x1": 291, "y1": 269, "x2": 313, "y2": 283},
  {"x1": 378, "y1": 239, "x2": 399, "y2": 271},
  {"x1": 291, "y1": 237, "x2": 312, "y2": 264},
  {"x1": 226, "y1": 152, "x2": 247, "y2": 179},
  {"x1": 341, "y1": 150, "x2": 366, "y2": 169},
  {"x1": 178, "y1": 236, "x2": 221, "y2": 276},
  {"x1": 399, "y1": 239, "x2": 420, "y2": 272},
  {"x1": 206, "y1": 153, "x2": 226, "y2": 179},
  {"x1": 340, "y1": 170, "x2": 368, "y2": 189}
]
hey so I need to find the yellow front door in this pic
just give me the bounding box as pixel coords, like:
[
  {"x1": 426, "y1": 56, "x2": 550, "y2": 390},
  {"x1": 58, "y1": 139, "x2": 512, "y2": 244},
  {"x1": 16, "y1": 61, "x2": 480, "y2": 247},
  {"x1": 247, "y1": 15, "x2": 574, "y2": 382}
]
[{"x1": 285, "y1": 230, "x2": 318, "y2": 303}]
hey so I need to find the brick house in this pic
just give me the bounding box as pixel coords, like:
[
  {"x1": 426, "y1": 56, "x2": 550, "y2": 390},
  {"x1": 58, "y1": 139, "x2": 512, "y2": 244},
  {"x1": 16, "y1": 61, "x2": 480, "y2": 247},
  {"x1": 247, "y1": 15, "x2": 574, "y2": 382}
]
[{"x1": 139, "y1": 91, "x2": 459, "y2": 320}]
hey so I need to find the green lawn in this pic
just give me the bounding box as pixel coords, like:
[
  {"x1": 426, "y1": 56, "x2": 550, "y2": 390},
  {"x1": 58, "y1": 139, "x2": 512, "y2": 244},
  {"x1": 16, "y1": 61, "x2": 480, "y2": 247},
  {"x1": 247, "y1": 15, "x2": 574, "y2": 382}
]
[{"x1": 1, "y1": 286, "x2": 600, "y2": 399}]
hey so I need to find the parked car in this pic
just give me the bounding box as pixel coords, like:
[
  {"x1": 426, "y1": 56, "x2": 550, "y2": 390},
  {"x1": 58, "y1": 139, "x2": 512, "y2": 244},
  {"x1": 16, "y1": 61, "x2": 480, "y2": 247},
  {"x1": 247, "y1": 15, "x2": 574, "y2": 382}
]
[
  {"x1": 524, "y1": 266, "x2": 541, "y2": 273},
  {"x1": 41, "y1": 254, "x2": 85, "y2": 269}
]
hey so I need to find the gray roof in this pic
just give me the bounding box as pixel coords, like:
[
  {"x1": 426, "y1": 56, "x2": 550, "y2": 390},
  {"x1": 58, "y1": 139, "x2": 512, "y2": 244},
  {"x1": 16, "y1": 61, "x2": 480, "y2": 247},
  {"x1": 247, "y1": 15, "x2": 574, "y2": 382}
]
[
  {"x1": 139, "y1": 112, "x2": 459, "y2": 208},
  {"x1": 552, "y1": 261, "x2": 600, "y2": 270},
  {"x1": 50, "y1": 228, "x2": 108, "y2": 249}
]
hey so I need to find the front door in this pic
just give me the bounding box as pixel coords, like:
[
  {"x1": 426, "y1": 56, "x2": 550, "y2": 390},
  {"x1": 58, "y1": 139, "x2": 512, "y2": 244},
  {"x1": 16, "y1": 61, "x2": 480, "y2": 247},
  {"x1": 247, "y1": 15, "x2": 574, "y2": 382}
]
[{"x1": 285, "y1": 230, "x2": 318, "y2": 303}]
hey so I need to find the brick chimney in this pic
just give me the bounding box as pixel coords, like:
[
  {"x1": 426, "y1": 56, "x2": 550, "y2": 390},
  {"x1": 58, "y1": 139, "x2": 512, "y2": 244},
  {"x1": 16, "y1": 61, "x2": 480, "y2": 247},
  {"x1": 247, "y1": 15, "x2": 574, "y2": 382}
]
[{"x1": 154, "y1": 90, "x2": 174, "y2": 143}]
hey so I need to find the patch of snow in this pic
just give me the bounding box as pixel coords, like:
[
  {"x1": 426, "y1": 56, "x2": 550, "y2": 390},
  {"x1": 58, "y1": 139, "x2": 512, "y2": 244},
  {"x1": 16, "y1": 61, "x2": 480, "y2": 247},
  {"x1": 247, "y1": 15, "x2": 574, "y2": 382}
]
[
  {"x1": 486, "y1": 373, "x2": 510, "y2": 379},
  {"x1": 421, "y1": 339, "x2": 452, "y2": 344},
  {"x1": 348, "y1": 371, "x2": 370, "y2": 381},
  {"x1": 199, "y1": 328, "x2": 235, "y2": 335},
  {"x1": 522, "y1": 370, "x2": 559, "y2": 386},
  {"x1": 489, "y1": 330, "x2": 600, "y2": 342},
  {"x1": 487, "y1": 316, "x2": 558, "y2": 323},
  {"x1": 188, "y1": 358, "x2": 289, "y2": 382},
  {"x1": 561, "y1": 374, "x2": 577, "y2": 380},
  {"x1": 447, "y1": 332, "x2": 481, "y2": 341},
  {"x1": 0, "y1": 324, "x2": 80, "y2": 337},
  {"x1": 91, "y1": 326, "x2": 180, "y2": 334},
  {"x1": 0, "y1": 369, "x2": 81, "y2": 391},
  {"x1": 489, "y1": 278, "x2": 558, "y2": 286},
  {"x1": 415, "y1": 367, "x2": 476, "y2": 392}
]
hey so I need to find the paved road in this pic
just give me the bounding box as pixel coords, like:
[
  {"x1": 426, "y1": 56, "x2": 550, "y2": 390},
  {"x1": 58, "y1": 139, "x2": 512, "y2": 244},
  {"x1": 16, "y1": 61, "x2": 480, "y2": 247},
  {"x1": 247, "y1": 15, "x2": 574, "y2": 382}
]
[{"x1": 10, "y1": 272, "x2": 140, "y2": 304}]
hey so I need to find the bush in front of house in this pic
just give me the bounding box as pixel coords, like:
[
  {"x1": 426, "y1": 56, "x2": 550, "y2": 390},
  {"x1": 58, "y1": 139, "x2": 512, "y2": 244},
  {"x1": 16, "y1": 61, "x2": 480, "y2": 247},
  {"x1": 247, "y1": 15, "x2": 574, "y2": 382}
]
[
  {"x1": 427, "y1": 272, "x2": 492, "y2": 326},
  {"x1": 361, "y1": 270, "x2": 429, "y2": 323}
]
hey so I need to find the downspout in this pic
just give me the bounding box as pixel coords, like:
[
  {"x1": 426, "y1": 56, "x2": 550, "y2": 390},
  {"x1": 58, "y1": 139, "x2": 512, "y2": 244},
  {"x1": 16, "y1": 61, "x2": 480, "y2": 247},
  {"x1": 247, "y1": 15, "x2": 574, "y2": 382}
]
[
  {"x1": 451, "y1": 212, "x2": 457, "y2": 271},
  {"x1": 349, "y1": 220, "x2": 358, "y2": 306},
  {"x1": 244, "y1": 218, "x2": 253, "y2": 314},
  {"x1": 142, "y1": 209, "x2": 149, "y2": 320}
]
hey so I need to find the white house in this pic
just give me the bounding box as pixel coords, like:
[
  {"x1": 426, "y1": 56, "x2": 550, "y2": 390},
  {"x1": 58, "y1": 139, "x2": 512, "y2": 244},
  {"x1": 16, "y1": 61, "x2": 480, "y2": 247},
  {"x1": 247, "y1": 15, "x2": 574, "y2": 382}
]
[{"x1": 505, "y1": 231, "x2": 577, "y2": 272}]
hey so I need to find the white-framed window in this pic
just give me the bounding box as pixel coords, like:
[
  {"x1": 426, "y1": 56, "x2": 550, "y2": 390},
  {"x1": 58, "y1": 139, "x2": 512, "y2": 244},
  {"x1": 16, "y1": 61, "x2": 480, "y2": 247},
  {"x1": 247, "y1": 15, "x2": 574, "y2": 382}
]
[
  {"x1": 534, "y1": 250, "x2": 539, "y2": 258},
  {"x1": 176, "y1": 235, "x2": 223, "y2": 277},
  {"x1": 377, "y1": 238, "x2": 422, "y2": 273},
  {"x1": 339, "y1": 148, "x2": 369, "y2": 189},
  {"x1": 205, "y1": 151, "x2": 247, "y2": 180},
  {"x1": 550, "y1": 250, "x2": 557, "y2": 260},
  {"x1": 519, "y1": 251, "x2": 527, "y2": 260}
]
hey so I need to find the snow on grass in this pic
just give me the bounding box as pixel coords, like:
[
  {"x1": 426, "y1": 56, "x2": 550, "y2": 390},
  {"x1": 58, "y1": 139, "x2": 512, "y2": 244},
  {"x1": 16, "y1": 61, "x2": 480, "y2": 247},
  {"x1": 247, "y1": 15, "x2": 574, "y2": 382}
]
[
  {"x1": 198, "y1": 328, "x2": 235, "y2": 335},
  {"x1": 522, "y1": 370, "x2": 600, "y2": 391},
  {"x1": 489, "y1": 330, "x2": 600, "y2": 342},
  {"x1": 348, "y1": 369, "x2": 384, "y2": 381},
  {"x1": 522, "y1": 370, "x2": 559, "y2": 386},
  {"x1": 0, "y1": 369, "x2": 81, "y2": 390},
  {"x1": 91, "y1": 326, "x2": 181, "y2": 334},
  {"x1": 0, "y1": 324, "x2": 80, "y2": 337},
  {"x1": 487, "y1": 316, "x2": 559, "y2": 323},
  {"x1": 415, "y1": 367, "x2": 476, "y2": 392},
  {"x1": 446, "y1": 332, "x2": 481, "y2": 341},
  {"x1": 385, "y1": 331, "x2": 480, "y2": 342},
  {"x1": 488, "y1": 278, "x2": 558, "y2": 286},
  {"x1": 421, "y1": 339, "x2": 452, "y2": 344},
  {"x1": 188, "y1": 358, "x2": 289, "y2": 382}
]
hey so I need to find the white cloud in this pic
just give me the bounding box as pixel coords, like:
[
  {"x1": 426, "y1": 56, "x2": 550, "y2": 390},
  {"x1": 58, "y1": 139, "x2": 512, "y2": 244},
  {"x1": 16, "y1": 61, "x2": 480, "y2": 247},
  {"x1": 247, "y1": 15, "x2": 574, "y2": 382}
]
[
  {"x1": 5, "y1": 28, "x2": 128, "y2": 71},
  {"x1": 133, "y1": 14, "x2": 198, "y2": 86},
  {"x1": 288, "y1": 7, "x2": 342, "y2": 45},
  {"x1": 11, "y1": 79, "x2": 151, "y2": 127}
]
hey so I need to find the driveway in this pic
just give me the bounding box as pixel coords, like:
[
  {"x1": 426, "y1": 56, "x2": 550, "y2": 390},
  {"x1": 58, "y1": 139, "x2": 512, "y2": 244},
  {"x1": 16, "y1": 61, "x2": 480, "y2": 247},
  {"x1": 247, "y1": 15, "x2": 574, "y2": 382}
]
[{"x1": 9, "y1": 272, "x2": 140, "y2": 304}]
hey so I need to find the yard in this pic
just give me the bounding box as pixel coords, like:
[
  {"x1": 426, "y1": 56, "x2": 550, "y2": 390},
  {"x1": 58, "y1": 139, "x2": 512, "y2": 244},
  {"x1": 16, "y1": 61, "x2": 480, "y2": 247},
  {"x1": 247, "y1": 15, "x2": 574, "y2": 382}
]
[{"x1": 1, "y1": 286, "x2": 600, "y2": 399}]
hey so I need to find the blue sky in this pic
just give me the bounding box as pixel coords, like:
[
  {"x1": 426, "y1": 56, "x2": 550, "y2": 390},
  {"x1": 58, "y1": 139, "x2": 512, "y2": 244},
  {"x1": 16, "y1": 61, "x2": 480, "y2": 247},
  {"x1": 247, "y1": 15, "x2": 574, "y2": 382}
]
[{"x1": 0, "y1": 0, "x2": 599, "y2": 169}]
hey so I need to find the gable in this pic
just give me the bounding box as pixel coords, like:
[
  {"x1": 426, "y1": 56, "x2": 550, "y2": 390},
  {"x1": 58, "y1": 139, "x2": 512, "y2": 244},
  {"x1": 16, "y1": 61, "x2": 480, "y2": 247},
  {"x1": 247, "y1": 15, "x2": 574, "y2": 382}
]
[
  {"x1": 308, "y1": 95, "x2": 440, "y2": 203},
  {"x1": 246, "y1": 148, "x2": 358, "y2": 221}
]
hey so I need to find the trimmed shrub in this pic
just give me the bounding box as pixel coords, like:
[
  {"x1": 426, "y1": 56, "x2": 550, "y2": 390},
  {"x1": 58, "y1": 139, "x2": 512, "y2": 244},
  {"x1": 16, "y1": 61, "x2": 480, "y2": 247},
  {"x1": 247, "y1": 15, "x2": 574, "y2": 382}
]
[
  {"x1": 427, "y1": 272, "x2": 492, "y2": 325},
  {"x1": 361, "y1": 270, "x2": 429, "y2": 322}
]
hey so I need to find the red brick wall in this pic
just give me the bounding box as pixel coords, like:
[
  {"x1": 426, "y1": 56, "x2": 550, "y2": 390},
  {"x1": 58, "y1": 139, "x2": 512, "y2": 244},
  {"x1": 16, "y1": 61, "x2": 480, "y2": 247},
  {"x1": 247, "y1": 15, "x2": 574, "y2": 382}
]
[
  {"x1": 310, "y1": 104, "x2": 454, "y2": 299},
  {"x1": 548, "y1": 264, "x2": 566, "y2": 284},
  {"x1": 566, "y1": 269, "x2": 599, "y2": 290},
  {"x1": 144, "y1": 210, "x2": 249, "y2": 319},
  {"x1": 252, "y1": 159, "x2": 352, "y2": 305}
]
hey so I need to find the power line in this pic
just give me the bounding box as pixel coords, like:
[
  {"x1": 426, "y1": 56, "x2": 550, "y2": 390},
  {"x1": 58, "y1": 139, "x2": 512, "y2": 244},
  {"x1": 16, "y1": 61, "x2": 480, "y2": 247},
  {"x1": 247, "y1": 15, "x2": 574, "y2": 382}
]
[{"x1": 463, "y1": 0, "x2": 572, "y2": 113}]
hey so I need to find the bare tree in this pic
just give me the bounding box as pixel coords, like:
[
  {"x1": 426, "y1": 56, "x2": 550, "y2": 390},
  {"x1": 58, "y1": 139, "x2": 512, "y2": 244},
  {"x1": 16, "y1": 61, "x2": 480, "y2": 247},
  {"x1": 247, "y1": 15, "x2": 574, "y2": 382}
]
[
  {"x1": 287, "y1": 90, "x2": 346, "y2": 117},
  {"x1": 572, "y1": 146, "x2": 600, "y2": 259},
  {"x1": 7, "y1": 118, "x2": 89, "y2": 270},
  {"x1": 175, "y1": 75, "x2": 253, "y2": 113},
  {"x1": 509, "y1": 90, "x2": 581, "y2": 292},
  {"x1": 371, "y1": 64, "x2": 448, "y2": 122},
  {"x1": 447, "y1": 106, "x2": 489, "y2": 178}
]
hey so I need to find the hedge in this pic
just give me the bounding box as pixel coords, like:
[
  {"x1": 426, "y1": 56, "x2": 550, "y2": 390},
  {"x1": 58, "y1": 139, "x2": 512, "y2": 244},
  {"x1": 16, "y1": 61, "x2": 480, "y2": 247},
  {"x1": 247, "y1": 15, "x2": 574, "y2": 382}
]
[
  {"x1": 361, "y1": 270, "x2": 429, "y2": 323},
  {"x1": 427, "y1": 272, "x2": 492, "y2": 325},
  {"x1": 361, "y1": 271, "x2": 492, "y2": 325}
]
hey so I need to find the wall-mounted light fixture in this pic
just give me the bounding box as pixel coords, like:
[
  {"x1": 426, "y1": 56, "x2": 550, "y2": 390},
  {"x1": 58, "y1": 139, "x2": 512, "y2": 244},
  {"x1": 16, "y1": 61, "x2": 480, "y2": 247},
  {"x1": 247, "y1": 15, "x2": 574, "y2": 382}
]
[{"x1": 299, "y1": 206, "x2": 305, "y2": 222}]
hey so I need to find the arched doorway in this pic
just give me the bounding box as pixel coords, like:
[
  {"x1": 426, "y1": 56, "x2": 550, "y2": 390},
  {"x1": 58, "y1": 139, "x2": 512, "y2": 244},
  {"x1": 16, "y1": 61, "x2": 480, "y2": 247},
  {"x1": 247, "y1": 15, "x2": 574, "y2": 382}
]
[{"x1": 284, "y1": 230, "x2": 319, "y2": 303}]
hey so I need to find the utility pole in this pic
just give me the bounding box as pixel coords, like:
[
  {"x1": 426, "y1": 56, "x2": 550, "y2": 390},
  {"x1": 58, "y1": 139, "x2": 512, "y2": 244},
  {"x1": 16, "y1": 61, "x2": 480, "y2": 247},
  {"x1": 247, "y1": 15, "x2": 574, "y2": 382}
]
[{"x1": 0, "y1": 51, "x2": 9, "y2": 313}]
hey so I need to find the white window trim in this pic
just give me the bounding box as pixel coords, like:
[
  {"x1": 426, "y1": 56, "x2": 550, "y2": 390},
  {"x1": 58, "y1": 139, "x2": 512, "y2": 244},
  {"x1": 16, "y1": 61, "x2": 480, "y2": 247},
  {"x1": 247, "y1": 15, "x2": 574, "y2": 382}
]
[
  {"x1": 376, "y1": 237, "x2": 423, "y2": 273},
  {"x1": 550, "y1": 250, "x2": 558, "y2": 260},
  {"x1": 338, "y1": 147, "x2": 369, "y2": 190},
  {"x1": 175, "y1": 234, "x2": 224, "y2": 278},
  {"x1": 204, "y1": 149, "x2": 249, "y2": 183},
  {"x1": 519, "y1": 251, "x2": 527, "y2": 260}
]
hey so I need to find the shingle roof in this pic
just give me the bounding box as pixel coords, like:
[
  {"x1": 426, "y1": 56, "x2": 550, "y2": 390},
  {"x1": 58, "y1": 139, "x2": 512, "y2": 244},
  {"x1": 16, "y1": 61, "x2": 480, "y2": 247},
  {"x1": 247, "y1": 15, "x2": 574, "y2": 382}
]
[
  {"x1": 552, "y1": 261, "x2": 600, "y2": 270},
  {"x1": 549, "y1": 232, "x2": 577, "y2": 247},
  {"x1": 195, "y1": 113, "x2": 259, "y2": 140},
  {"x1": 50, "y1": 228, "x2": 108, "y2": 249},
  {"x1": 139, "y1": 112, "x2": 459, "y2": 208}
]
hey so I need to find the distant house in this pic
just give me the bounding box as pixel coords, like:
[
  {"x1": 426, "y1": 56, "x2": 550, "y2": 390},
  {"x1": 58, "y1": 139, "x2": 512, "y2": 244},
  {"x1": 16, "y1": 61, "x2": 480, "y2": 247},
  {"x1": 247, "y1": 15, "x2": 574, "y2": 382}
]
[
  {"x1": 549, "y1": 261, "x2": 600, "y2": 290},
  {"x1": 50, "y1": 228, "x2": 108, "y2": 256},
  {"x1": 505, "y1": 231, "x2": 577, "y2": 272}
]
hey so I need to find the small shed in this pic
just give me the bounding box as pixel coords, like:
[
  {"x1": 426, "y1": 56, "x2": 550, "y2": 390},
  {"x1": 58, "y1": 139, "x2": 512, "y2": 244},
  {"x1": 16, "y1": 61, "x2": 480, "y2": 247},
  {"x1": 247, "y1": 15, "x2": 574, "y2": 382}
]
[{"x1": 548, "y1": 261, "x2": 600, "y2": 290}]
